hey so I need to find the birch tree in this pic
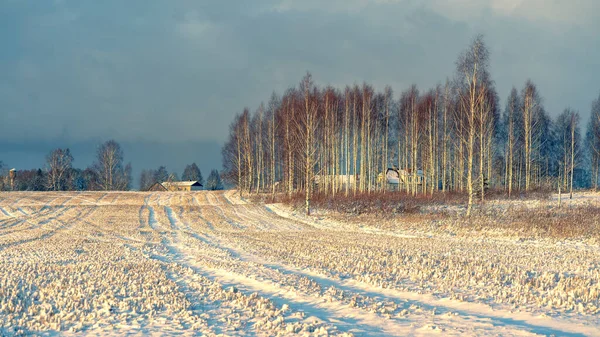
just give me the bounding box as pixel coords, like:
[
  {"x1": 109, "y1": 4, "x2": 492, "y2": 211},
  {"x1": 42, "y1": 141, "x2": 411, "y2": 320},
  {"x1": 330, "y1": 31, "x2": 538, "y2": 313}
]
[
  {"x1": 296, "y1": 73, "x2": 320, "y2": 215},
  {"x1": 521, "y1": 80, "x2": 542, "y2": 191},
  {"x1": 93, "y1": 140, "x2": 131, "y2": 191},
  {"x1": 454, "y1": 35, "x2": 490, "y2": 215},
  {"x1": 46, "y1": 148, "x2": 73, "y2": 191},
  {"x1": 588, "y1": 93, "x2": 600, "y2": 190}
]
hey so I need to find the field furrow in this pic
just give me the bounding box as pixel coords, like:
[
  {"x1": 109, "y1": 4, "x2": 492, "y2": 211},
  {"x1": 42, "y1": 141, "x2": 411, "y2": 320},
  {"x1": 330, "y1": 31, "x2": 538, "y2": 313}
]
[{"x1": 0, "y1": 190, "x2": 599, "y2": 336}]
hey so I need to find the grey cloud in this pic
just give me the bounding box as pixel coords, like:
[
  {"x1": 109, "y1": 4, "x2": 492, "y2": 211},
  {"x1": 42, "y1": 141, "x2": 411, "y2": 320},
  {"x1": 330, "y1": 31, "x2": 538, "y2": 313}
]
[{"x1": 1, "y1": 0, "x2": 598, "y2": 151}]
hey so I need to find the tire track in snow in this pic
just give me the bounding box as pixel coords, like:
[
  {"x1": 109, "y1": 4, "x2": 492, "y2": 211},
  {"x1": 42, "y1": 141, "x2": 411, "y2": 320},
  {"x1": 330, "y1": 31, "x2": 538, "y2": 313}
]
[
  {"x1": 167, "y1": 236, "x2": 408, "y2": 336},
  {"x1": 0, "y1": 203, "x2": 81, "y2": 237},
  {"x1": 164, "y1": 206, "x2": 180, "y2": 231},
  {"x1": 210, "y1": 235, "x2": 593, "y2": 337},
  {"x1": 137, "y1": 192, "x2": 154, "y2": 232},
  {"x1": 189, "y1": 195, "x2": 217, "y2": 231},
  {"x1": 199, "y1": 205, "x2": 243, "y2": 230},
  {"x1": 0, "y1": 205, "x2": 96, "y2": 252},
  {"x1": 177, "y1": 191, "x2": 598, "y2": 337},
  {"x1": 155, "y1": 201, "x2": 353, "y2": 336},
  {"x1": 203, "y1": 195, "x2": 264, "y2": 230},
  {"x1": 2, "y1": 191, "x2": 598, "y2": 336},
  {"x1": 147, "y1": 206, "x2": 160, "y2": 232},
  {"x1": 0, "y1": 207, "x2": 14, "y2": 218},
  {"x1": 165, "y1": 196, "x2": 412, "y2": 336},
  {"x1": 202, "y1": 190, "x2": 311, "y2": 231}
]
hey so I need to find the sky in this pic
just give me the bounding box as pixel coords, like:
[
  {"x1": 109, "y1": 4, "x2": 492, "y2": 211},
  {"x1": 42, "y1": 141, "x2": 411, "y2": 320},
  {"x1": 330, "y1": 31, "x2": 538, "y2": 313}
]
[{"x1": 1, "y1": 0, "x2": 599, "y2": 185}]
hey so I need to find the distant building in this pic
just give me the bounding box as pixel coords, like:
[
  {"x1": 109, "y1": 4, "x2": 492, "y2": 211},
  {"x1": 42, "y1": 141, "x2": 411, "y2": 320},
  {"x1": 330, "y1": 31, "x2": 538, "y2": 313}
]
[
  {"x1": 147, "y1": 182, "x2": 168, "y2": 192},
  {"x1": 313, "y1": 174, "x2": 357, "y2": 188},
  {"x1": 147, "y1": 181, "x2": 203, "y2": 192},
  {"x1": 379, "y1": 168, "x2": 423, "y2": 187},
  {"x1": 9, "y1": 169, "x2": 16, "y2": 191}
]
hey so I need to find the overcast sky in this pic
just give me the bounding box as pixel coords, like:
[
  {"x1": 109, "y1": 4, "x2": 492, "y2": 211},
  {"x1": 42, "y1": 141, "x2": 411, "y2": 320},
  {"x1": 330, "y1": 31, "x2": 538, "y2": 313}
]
[{"x1": 1, "y1": 0, "x2": 599, "y2": 177}]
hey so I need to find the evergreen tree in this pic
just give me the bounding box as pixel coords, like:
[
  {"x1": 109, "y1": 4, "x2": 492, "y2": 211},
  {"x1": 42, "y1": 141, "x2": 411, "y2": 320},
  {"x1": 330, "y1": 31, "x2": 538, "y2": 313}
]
[
  {"x1": 139, "y1": 169, "x2": 155, "y2": 191},
  {"x1": 32, "y1": 169, "x2": 46, "y2": 191},
  {"x1": 154, "y1": 166, "x2": 169, "y2": 183},
  {"x1": 206, "y1": 169, "x2": 224, "y2": 190},
  {"x1": 71, "y1": 169, "x2": 88, "y2": 191},
  {"x1": 181, "y1": 163, "x2": 203, "y2": 184}
]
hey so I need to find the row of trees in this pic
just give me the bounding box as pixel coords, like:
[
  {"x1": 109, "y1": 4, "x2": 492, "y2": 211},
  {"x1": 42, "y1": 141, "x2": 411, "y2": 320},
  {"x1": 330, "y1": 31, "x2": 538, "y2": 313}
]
[
  {"x1": 138, "y1": 164, "x2": 223, "y2": 191},
  {"x1": 1, "y1": 140, "x2": 133, "y2": 191},
  {"x1": 222, "y1": 35, "x2": 599, "y2": 215},
  {"x1": 139, "y1": 163, "x2": 206, "y2": 190},
  {"x1": 205, "y1": 169, "x2": 225, "y2": 191},
  {"x1": 2, "y1": 149, "x2": 225, "y2": 192}
]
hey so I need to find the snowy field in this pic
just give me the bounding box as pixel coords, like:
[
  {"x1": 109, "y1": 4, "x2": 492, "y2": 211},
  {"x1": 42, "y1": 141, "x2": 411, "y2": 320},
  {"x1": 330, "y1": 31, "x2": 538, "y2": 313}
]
[{"x1": 0, "y1": 191, "x2": 599, "y2": 336}]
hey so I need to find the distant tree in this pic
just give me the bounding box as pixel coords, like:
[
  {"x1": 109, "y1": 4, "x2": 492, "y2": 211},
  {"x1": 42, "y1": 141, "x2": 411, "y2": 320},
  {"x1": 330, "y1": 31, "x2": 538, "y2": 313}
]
[
  {"x1": 181, "y1": 163, "x2": 203, "y2": 184},
  {"x1": 206, "y1": 169, "x2": 224, "y2": 190},
  {"x1": 0, "y1": 161, "x2": 5, "y2": 191},
  {"x1": 520, "y1": 80, "x2": 543, "y2": 191},
  {"x1": 454, "y1": 34, "x2": 491, "y2": 215},
  {"x1": 12, "y1": 169, "x2": 45, "y2": 191},
  {"x1": 537, "y1": 107, "x2": 556, "y2": 187},
  {"x1": 568, "y1": 110, "x2": 581, "y2": 199},
  {"x1": 46, "y1": 148, "x2": 73, "y2": 191},
  {"x1": 556, "y1": 109, "x2": 581, "y2": 198},
  {"x1": 588, "y1": 93, "x2": 600, "y2": 190},
  {"x1": 34, "y1": 169, "x2": 46, "y2": 191},
  {"x1": 168, "y1": 172, "x2": 179, "y2": 182},
  {"x1": 123, "y1": 163, "x2": 133, "y2": 190},
  {"x1": 82, "y1": 168, "x2": 99, "y2": 190},
  {"x1": 93, "y1": 140, "x2": 131, "y2": 190},
  {"x1": 266, "y1": 92, "x2": 280, "y2": 196},
  {"x1": 221, "y1": 112, "x2": 246, "y2": 195},
  {"x1": 139, "y1": 169, "x2": 156, "y2": 191},
  {"x1": 154, "y1": 166, "x2": 169, "y2": 183},
  {"x1": 502, "y1": 88, "x2": 519, "y2": 196},
  {"x1": 70, "y1": 168, "x2": 88, "y2": 191},
  {"x1": 252, "y1": 103, "x2": 265, "y2": 192},
  {"x1": 297, "y1": 72, "x2": 320, "y2": 215},
  {"x1": 218, "y1": 35, "x2": 599, "y2": 203}
]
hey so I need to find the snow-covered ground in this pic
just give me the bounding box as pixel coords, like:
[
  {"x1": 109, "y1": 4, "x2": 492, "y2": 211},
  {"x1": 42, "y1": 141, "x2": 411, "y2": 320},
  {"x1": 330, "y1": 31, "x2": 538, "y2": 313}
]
[{"x1": 0, "y1": 191, "x2": 599, "y2": 336}]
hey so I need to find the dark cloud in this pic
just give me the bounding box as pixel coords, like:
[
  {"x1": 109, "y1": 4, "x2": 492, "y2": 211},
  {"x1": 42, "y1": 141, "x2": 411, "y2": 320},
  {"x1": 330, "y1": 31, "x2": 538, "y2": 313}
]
[{"x1": 1, "y1": 0, "x2": 599, "y2": 173}]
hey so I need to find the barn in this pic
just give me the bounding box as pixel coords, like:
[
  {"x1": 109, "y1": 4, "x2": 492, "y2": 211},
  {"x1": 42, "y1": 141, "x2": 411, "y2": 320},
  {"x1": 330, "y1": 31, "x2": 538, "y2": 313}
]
[
  {"x1": 163, "y1": 181, "x2": 203, "y2": 191},
  {"x1": 147, "y1": 182, "x2": 168, "y2": 191},
  {"x1": 147, "y1": 181, "x2": 203, "y2": 192}
]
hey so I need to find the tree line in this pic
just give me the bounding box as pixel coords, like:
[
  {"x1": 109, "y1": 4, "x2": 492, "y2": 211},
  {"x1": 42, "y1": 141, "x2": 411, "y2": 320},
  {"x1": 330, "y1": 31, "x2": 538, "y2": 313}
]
[
  {"x1": 0, "y1": 140, "x2": 224, "y2": 191},
  {"x1": 1, "y1": 140, "x2": 133, "y2": 192},
  {"x1": 222, "y1": 35, "x2": 600, "y2": 215},
  {"x1": 138, "y1": 164, "x2": 223, "y2": 191}
]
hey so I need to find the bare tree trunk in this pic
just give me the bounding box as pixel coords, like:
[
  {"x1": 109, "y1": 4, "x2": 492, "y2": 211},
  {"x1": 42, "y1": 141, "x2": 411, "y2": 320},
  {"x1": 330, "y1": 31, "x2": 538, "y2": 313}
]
[
  {"x1": 345, "y1": 88, "x2": 350, "y2": 196},
  {"x1": 442, "y1": 83, "x2": 449, "y2": 193},
  {"x1": 364, "y1": 86, "x2": 373, "y2": 193},
  {"x1": 257, "y1": 105, "x2": 263, "y2": 193},
  {"x1": 429, "y1": 94, "x2": 435, "y2": 196},
  {"x1": 467, "y1": 118, "x2": 475, "y2": 216},
  {"x1": 570, "y1": 112, "x2": 577, "y2": 199},
  {"x1": 383, "y1": 87, "x2": 391, "y2": 193},
  {"x1": 508, "y1": 97, "x2": 514, "y2": 197},
  {"x1": 237, "y1": 127, "x2": 243, "y2": 196},
  {"x1": 306, "y1": 119, "x2": 312, "y2": 215},
  {"x1": 360, "y1": 87, "x2": 367, "y2": 193},
  {"x1": 352, "y1": 88, "x2": 359, "y2": 196},
  {"x1": 271, "y1": 105, "x2": 276, "y2": 196}
]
